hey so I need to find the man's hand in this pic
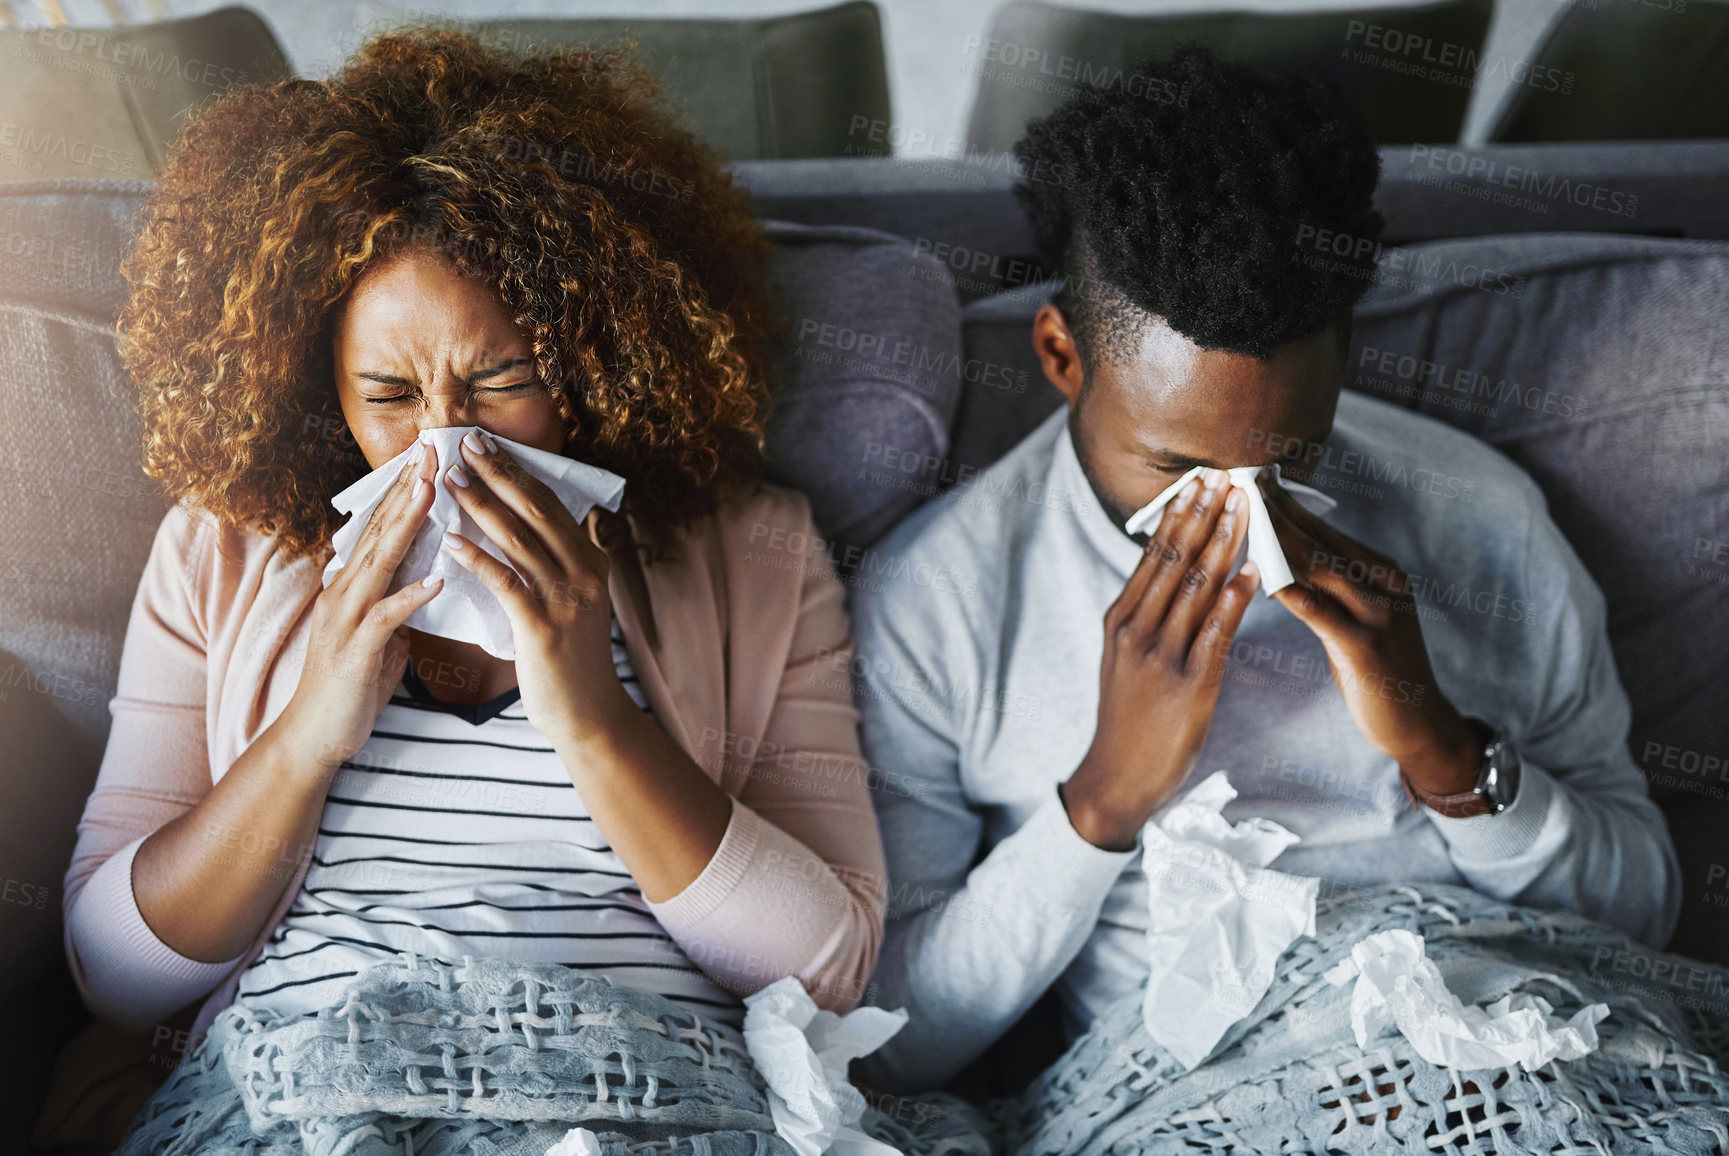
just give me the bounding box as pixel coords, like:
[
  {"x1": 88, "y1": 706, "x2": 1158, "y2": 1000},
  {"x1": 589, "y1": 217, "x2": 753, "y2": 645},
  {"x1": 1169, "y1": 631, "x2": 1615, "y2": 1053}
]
[
  {"x1": 1256, "y1": 473, "x2": 1482, "y2": 796},
  {"x1": 1061, "y1": 469, "x2": 1260, "y2": 851}
]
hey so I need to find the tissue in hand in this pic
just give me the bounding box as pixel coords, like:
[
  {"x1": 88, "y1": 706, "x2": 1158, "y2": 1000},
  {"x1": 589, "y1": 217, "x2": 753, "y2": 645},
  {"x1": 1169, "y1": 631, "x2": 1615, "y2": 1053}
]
[
  {"x1": 321, "y1": 425, "x2": 626, "y2": 661},
  {"x1": 1123, "y1": 463, "x2": 1337, "y2": 595},
  {"x1": 1324, "y1": 929, "x2": 1609, "y2": 1072},
  {"x1": 1141, "y1": 771, "x2": 1319, "y2": 1069},
  {"x1": 742, "y1": 976, "x2": 908, "y2": 1156}
]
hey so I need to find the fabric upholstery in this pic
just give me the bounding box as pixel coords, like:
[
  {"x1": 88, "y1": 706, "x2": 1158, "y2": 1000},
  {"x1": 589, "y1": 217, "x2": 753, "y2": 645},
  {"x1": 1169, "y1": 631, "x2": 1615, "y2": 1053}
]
[
  {"x1": 964, "y1": 0, "x2": 1493, "y2": 153},
  {"x1": 360, "y1": 0, "x2": 891, "y2": 161},
  {"x1": 0, "y1": 8, "x2": 289, "y2": 183},
  {"x1": 1489, "y1": 0, "x2": 1729, "y2": 142},
  {"x1": 761, "y1": 220, "x2": 965, "y2": 555}
]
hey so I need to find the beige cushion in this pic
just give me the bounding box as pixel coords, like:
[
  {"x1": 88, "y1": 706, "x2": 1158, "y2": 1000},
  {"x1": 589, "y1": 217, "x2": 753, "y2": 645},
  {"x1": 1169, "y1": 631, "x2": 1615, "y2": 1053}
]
[{"x1": 0, "y1": 7, "x2": 289, "y2": 183}]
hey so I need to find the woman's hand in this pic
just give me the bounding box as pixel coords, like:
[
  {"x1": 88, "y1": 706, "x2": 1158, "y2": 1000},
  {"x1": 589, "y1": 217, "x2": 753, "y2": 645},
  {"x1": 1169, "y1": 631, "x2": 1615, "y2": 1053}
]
[
  {"x1": 285, "y1": 440, "x2": 444, "y2": 773},
  {"x1": 436, "y1": 430, "x2": 633, "y2": 745}
]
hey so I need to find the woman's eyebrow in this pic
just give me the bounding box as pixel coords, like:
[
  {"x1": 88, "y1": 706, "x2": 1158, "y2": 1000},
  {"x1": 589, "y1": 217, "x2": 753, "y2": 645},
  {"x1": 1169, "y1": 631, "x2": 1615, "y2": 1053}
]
[
  {"x1": 353, "y1": 358, "x2": 532, "y2": 387},
  {"x1": 465, "y1": 358, "x2": 532, "y2": 383}
]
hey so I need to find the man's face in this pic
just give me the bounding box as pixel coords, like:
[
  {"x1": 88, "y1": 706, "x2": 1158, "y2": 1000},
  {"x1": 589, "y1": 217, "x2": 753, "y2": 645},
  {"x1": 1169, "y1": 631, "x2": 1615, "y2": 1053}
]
[{"x1": 1033, "y1": 304, "x2": 1345, "y2": 529}]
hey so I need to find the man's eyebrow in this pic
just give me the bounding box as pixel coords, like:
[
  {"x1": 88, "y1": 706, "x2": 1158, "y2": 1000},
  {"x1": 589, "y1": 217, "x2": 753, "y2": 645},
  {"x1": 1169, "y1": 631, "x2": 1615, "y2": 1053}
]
[
  {"x1": 1142, "y1": 424, "x2": 1334, "y2": 468},
  {"x1": 1143, "y1": 447, "x2": 1222, "y2": 469},
  {"x1": 354, "y1": 358, "x2": 533, "y2": 388}
]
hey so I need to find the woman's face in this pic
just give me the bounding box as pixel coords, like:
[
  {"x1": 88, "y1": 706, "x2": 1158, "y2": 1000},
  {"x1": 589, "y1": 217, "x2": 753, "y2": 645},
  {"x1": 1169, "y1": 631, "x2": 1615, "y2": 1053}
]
[{"x1": 334, "y1": 246, "x2": 568, "y2": 470}]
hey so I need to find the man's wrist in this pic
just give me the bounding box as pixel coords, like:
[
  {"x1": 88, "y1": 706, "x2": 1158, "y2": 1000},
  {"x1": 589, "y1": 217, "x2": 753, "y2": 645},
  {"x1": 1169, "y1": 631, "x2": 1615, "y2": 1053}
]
[
  {"x1": 1398, "y1": 714, "x2": 1490, "y2": 797},
  {"x1": 1058, "y1": 773, "x2": 1143, "y2": 852}
]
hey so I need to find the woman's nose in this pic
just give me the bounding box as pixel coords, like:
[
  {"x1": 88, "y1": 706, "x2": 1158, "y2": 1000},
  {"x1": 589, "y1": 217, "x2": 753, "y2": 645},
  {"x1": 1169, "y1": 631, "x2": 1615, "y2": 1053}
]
[{"x1": 419, "y1": 398, "x2": 477, "y2": 432}]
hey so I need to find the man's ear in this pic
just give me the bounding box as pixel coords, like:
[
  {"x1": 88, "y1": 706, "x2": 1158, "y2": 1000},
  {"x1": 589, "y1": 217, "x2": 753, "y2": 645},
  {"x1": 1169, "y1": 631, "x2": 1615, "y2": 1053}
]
[{"x1": 1032, "y1": 303, "x2": 1086, "y2": 406}]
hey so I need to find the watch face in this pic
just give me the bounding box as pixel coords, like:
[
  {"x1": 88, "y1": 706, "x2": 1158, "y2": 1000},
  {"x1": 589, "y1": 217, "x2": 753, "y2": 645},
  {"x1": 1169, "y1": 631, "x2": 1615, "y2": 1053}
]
[{"x1": 1482, "y1": 738, "x2": 1520, "y2": 812}]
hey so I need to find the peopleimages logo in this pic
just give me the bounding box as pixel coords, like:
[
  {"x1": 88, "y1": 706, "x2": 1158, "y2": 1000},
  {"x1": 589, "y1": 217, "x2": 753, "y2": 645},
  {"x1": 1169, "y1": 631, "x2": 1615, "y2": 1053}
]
[
  {"x1": 1342, "y1": 20, "x2": 1575, "y2": 93},
  {"x1": 1356, "y1": 346, "x2": 1586, "y2": 419},
  {"x1": 26, "y1": 26, "x2": 255, "y2": 89},
  {"x1": 0, "y1": 121, "x2": 138, "y2": 174},
  {"x1": 1407, "y1": 146, "x2": 1639, "y2": 219}
]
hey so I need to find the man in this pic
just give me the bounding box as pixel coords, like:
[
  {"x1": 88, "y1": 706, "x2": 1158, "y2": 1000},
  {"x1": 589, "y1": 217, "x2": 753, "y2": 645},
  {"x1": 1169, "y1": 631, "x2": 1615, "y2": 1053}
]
[{"x1": 850, "y1": 48, "x2": 1679, "y2": 1093}]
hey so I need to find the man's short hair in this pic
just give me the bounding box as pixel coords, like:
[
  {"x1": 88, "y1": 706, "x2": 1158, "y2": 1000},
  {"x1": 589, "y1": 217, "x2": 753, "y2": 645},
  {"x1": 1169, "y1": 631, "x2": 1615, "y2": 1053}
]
[{"x1": 1013, "y1": 46, "x2": 1385, "y2": 367}]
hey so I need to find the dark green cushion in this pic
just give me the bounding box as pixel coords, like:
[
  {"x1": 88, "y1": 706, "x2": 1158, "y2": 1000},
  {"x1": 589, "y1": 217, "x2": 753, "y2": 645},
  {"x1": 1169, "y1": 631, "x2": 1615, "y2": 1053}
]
[
  {"x1": 408, "y1": 1, "x2": 891, "y2": 161},
  {"x1": 965, "y1": 0, "x2": 1493, "y2": 152},
  {"x1": 1489, "y1": 1, "x2": 1729, "y2": 142}
]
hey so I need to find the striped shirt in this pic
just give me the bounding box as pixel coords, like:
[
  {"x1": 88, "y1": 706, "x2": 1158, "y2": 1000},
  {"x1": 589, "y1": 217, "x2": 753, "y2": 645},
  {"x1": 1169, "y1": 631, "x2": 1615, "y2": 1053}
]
[{"x1": 237, "y1": 614, "x2": 744, "y2": 1025}]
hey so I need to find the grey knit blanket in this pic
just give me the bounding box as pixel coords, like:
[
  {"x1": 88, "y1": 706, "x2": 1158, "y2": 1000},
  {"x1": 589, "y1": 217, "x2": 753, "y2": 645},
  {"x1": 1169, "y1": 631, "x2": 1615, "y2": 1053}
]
[
  {"x1": 111, "y1": 954, "x2": 995, "y2": 1156},
  {"x1": 1006, "y1": 883, "x2": 1729, "y2": 1155},
  {"x1": 113, "y1": 885, "x2": 1729, "y2": 1156}
]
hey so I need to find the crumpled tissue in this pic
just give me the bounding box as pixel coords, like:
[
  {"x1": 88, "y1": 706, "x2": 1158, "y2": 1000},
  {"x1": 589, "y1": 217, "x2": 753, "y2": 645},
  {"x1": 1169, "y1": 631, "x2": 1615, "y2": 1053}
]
[
  {"x1": 1123, "y1": 463, "x2": 1337, "y2": 595},
  {"x1": 1142, "y1": 771, "x2": 1319, "y2": 1069},
  {"x1": 545, "y1": 1126, "x2": 602, "y2": 1156},
  {"x1": 741, "y1": 976, "x2": 909, "y2": 1156},
  {"x1": 1324, "y1": 929, "x2": 1609, "y2": 1071},
  {"x1": 321, "y1": 425, "x2": 626, "y2": 660}
]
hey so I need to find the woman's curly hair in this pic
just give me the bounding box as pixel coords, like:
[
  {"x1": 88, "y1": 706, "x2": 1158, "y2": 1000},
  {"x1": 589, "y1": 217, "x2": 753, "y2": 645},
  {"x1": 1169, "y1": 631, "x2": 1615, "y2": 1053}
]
[{"x1": 120, "y1": 27, "x2": 775, "y2": 562}]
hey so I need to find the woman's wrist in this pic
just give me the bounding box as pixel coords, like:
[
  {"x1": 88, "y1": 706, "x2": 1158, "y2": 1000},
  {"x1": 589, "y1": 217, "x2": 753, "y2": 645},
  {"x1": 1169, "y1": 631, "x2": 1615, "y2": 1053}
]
[
  {"x1": 543, "y1": 679, "x2": 648, "y2": 757},
  {"x1": 267, "y1": 700, "x2": 352, "y2": 786}
]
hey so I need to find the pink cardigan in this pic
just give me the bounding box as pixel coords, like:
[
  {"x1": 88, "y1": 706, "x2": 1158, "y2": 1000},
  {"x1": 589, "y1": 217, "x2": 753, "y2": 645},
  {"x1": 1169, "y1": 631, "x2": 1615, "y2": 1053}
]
[{"x1": 62, "y1": 482, "x2": 887, "y2": 1044}]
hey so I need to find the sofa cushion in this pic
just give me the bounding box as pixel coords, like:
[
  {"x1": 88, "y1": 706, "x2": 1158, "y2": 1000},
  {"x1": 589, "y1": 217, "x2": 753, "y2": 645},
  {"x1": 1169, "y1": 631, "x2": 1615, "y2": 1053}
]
[
  {"x1": 1488, "y1": 0, "x2": 1729, "y2": 142},
  {"x1": 0, "y1": 178, "x2": 163, "y2": 1051},
  {"x1": 357, "y1": 0, "x2": 892, "y2": 161},
  {"x1": 1346, "y1": 233, "x2": 1729, "y2": 809},
  {"x1": 1348, "y1": 233, "x2": 1729, "y2": 962},
  {"x1": 953, "y1": 281, "x2": 1066, "y2": 480},
  {"x1": 964, "y1": 0, "x2": 1493, "y2": 153},
  {"x1": 761, "y1": 220, "x2": 964, "y2": 554},
  {"x1": 0, "y1": 8, "x2": 290, "y2": 183},
  {"x1": 0, "y1": 179, "x2": 166, "y2": 750}
]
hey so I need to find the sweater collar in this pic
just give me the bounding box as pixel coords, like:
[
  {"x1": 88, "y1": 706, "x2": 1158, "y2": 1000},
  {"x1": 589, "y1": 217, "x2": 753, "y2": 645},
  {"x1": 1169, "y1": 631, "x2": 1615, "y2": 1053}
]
[{"x1": 1051, "y1": 413, "x2": 1145, "y2": 581}]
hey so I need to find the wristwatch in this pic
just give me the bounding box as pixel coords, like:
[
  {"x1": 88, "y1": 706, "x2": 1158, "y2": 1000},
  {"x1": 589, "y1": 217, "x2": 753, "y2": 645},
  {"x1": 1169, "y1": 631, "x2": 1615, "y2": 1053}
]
[{"x1": 1402, "y1": 719, "x2": 1522, "y2": 818}]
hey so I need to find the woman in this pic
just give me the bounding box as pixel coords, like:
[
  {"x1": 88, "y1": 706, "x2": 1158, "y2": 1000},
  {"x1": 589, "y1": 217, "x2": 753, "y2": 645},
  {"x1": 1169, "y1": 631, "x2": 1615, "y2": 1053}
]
[{"x1": 61, "y1": 27, "x2": 886, "y2": 1062}]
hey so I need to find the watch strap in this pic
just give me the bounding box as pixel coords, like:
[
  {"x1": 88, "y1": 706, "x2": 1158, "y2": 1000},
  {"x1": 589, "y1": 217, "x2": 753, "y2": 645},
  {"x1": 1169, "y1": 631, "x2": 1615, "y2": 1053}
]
[
  {"x1": 1401, "y1": 718, "x2": 1499, "y2": 818},
  {"x1": 1401, "y1": 774, "x2": 1495, "y2": 818}
]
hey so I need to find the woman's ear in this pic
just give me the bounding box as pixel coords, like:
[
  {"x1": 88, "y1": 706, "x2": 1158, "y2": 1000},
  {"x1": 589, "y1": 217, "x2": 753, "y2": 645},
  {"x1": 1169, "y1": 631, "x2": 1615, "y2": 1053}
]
[{"x1": 1032, "y1": 303, "x2": 1086, "y2": 406}]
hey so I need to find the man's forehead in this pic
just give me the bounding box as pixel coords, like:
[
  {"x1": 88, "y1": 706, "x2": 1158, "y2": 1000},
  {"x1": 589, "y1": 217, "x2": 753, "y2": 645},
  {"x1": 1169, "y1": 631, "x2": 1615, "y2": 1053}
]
[{"x1": 1101, "y1": 325, "x2": 1341, "y2": 466}]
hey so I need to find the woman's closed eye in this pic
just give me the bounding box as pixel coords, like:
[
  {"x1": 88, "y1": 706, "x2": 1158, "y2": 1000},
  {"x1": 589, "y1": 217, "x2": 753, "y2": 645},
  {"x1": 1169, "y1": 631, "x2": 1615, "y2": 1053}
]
[{"x1": 364, "y1": 383, "x2": 533, "y2": 404}]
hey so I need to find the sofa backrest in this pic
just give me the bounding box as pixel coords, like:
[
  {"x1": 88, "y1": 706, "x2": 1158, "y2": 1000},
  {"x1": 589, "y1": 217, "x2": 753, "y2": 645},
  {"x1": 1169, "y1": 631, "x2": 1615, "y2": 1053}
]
[
  {"x1": 358, "y1": 0, "x2": 892, "y2": 161},
  {"x1": 0, "y1": 8, "x2": 290, "y2": 183},
  {"x1": 1488, "y1": 0, "x2": 1729, "y2": 142},
  {"x1": 964, "y1": 0, "x2": 1494, "y2": 153}
]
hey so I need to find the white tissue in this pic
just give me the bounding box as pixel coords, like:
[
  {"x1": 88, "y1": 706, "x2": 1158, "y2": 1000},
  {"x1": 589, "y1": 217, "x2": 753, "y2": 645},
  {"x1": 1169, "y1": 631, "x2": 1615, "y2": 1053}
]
[
  {"x1": 741, "y1": 976, "x2": 909, "y2": 1156},
  {"x1": 321, "y1": 425, "x2": 626, "y2": 660},
  {"x1": 1123, "y1": 463, "x2": 1337, "y2": 595},
  {"x1": 1141, "y1": 771, "x2": 1319, "y2": 1069},
  {"x1": 545, "y1": 1126, "x2": 602, "y2": 1156},
  {"x1": 1324, "y1": 929, "x2": 1609, "y2": 1071}
]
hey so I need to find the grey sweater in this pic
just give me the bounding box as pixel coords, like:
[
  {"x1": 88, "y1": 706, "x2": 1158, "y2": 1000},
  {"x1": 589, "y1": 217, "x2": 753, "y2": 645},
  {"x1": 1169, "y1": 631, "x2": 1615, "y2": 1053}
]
[{"x1": 850, "y1": 392, "x2": 1680, "y2": 1093}]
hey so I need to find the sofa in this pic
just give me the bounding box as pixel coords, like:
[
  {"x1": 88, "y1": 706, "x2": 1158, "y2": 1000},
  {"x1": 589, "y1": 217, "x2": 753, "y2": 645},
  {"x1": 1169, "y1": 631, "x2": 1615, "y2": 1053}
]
[{"x1": 3, "y1": 141, "x2": 1728, "y2": 1150}]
